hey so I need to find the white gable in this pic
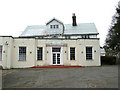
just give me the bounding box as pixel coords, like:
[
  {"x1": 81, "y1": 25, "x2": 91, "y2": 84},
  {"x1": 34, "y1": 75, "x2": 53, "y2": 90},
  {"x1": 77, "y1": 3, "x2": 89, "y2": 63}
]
[
  {"x1": 46, "y1": 18, "x2": 63, "y2": 25},
  {"x1": 46, "y1": 18, "x2": 64, "y2": 35}
]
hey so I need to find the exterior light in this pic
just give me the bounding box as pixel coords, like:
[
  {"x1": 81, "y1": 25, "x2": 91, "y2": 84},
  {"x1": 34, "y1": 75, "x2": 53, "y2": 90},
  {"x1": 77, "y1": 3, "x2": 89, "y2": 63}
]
[{"x1": 5, "y1": 41, "x2": 8, "y2": 45}]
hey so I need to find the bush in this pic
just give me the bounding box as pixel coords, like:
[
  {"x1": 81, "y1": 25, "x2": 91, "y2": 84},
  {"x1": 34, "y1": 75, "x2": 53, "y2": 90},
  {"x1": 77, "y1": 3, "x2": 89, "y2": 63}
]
[{"x1": 101, "y1": 56, "x2": 116, "y2": 65}]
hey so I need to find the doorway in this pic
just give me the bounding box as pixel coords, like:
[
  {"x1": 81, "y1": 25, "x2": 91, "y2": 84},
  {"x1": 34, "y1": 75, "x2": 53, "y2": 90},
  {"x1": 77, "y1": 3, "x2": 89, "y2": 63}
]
[{"x1": 52, "y1": 48, "x2": 61, "y2": 65}]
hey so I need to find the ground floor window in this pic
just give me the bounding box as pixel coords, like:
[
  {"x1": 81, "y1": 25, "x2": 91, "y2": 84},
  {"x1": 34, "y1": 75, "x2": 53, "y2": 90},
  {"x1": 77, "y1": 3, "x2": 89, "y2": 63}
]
[
  {"x1": 70, "y1": 47, "x2": 75, "y2": 60},
  {"x1": 86, "y1": 47, "x2": 92, "y2": 60},
  {"x1": 37, "y1": 47, "x2": 43, "y2": 60},
  {"x1": 19, "y1": 47, "x2": 26, "y2": 61},
  {"x1": 0, "y1": 45, "x2": 2, "y2": 60}
]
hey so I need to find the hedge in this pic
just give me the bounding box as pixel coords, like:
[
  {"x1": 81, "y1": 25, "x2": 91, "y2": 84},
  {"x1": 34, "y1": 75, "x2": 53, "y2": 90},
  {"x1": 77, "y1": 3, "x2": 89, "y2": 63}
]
[{"x1": 101, "y1": 56, "x2": 116, "y2": 65}]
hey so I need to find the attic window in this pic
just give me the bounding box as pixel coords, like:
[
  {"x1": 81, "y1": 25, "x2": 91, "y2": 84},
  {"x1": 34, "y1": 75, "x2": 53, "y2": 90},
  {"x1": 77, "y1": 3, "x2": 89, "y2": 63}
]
[
  {"x1": 56, "y1": 25, "x2": 59, "y2": 28},
  {"x1": 50, "y1": 25, "x2": 52, "y2": 28},
  {"x1": 50, "y1": 25, "x2": 59, "y2": 29},
  {"x1": 53, "y1": 25, "x2": 56, "y2": 28}
]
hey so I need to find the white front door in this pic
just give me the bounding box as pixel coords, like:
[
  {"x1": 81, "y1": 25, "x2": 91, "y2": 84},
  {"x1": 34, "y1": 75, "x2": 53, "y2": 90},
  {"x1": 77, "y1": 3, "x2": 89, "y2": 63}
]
[
  {"x1": 53, "y1": 52, "x2": 60, "y2": 65},
  {"x1": 52, "y1": 48, "x2": 61, "y2": 65}
]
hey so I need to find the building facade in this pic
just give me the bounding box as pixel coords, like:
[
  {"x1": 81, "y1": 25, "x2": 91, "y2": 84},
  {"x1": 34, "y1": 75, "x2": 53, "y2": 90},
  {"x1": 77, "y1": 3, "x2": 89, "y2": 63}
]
[{"x1": 0, "y1": 14, "x2": 101, "y2": 69}]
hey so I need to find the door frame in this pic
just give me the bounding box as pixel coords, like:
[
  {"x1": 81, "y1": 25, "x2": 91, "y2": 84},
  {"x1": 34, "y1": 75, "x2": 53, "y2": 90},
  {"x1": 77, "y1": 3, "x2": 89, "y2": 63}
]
[{"x1": 50, "y1": 47, "x2": 63, "y2": 65}]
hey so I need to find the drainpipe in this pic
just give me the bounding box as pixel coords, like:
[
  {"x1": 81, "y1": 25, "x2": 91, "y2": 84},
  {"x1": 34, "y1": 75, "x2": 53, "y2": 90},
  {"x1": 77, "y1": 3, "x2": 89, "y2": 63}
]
[{"x1": 62, "y1": 24, "x2": 65, "y2": 36}]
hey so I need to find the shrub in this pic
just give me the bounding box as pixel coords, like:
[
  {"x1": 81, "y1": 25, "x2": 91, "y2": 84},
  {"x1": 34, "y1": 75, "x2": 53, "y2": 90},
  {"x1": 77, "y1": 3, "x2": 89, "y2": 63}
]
[{"x1": 101, "y1": 56, "x2": 116, "y2": 65}]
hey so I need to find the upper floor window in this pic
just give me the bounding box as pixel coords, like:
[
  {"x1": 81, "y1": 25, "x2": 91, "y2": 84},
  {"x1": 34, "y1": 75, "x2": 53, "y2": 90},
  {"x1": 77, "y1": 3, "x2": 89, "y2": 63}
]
[
  {"x1": 50, "y1": 25, "x2": 52, "y2": 28},
  {"x1": 50, "y1": 25, "x2": 59, "y2": 29},
  {"x1": 19, "y1": 47, "x2": 26, "y2": 61},
  {"x1": 56, "y1": 25, "x2": 59, "y2": 28},
  {"x1": 53, "y1": 25, "x2": 56, "y2": 28},
  {"x1": 0, "y1": 45, "x2": 2, "y2": 60}
]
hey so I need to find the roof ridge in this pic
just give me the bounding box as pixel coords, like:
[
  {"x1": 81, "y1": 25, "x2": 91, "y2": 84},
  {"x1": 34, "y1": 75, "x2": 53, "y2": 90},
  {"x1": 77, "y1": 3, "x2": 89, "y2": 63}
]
[{"x1": 46, "y1": 18, "x2": 63, "y2": 25}]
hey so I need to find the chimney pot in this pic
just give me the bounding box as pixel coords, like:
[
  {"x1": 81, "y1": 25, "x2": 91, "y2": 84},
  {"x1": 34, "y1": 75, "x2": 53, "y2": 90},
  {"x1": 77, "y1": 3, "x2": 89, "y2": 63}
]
[{"x1": 72, "y1": 13, "x2": 75, "y2": 16}]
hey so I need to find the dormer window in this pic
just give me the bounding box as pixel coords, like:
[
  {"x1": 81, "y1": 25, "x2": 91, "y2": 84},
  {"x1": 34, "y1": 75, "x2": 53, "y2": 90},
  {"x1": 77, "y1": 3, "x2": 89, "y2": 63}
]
[
  {"x1": 50, "y1": 25, "x2": 52, "y2": 28},
  {"x1": 50, "y1": 25, "x2": 59, "y2": 29},
  {"x1": 56, "y1": 25, "x2": 59, "y2": 28},
  {"x1": 54, "y1": 25, "x2": 56, "y2": 28}
]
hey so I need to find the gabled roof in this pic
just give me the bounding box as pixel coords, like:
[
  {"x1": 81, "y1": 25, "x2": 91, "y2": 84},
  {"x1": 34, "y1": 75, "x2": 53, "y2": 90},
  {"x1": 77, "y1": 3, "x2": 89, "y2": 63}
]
[
  {"x1": 20, "y1": 25, "x2": 46, "y2": 36},
  {"x1": 46, "y1": 18, "x2": 63, "y2": 25},
  {"x1": 20, "y1": 17, "x2": 99, "y2": 37},
  {"x1": 20, "y1": 23, "x2": 99, "y2": 37},
  {"x1": 64, "y1": 23, "x2": 99, "y2": 35}
]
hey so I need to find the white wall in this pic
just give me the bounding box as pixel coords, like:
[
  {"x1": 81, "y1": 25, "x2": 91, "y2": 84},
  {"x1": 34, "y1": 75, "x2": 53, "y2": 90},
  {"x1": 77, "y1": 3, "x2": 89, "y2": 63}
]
[
  {"x1": 12, "y1": 38, "x2": 36, "y2": 68},
  {"x1": 46, "y1": 20, "x2": 63, "y2": 35},
  {"x1": 0, "y1": 36, "x2": 101, "y2": 69},
  {"x1": 0, "y1": 36, "x2": 13, "y2": 69},
  {"x1": 35, "y1": 39, "x2": 100, "y2": 66},
  {"x1": 78, "y1": 39, "x2": 101, "y2": 66}
]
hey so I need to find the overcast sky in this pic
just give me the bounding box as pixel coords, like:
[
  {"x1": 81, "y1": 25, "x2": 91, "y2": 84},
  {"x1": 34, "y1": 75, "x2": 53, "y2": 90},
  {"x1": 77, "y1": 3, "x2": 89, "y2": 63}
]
[{"x1": 0, "y1": 0, "x2": 119, "y2": 46}]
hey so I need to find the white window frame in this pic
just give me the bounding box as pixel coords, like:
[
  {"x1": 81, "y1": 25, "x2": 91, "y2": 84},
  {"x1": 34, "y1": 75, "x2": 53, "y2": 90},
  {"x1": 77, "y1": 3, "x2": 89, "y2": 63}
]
[
  {"x1": 37, "y1": 47, "x2": 43, "y2": 61},
  {"x1": 50, "y1": 25, "x2": 59, "y2": 29},
  {"x1": 56, "y1": 25, "x2": 59, "y2": 28},
  {"x1": 50, "y1": 47, "x2": 63, "y2": 65},
  {"x1": 86, "y1": 47, "x2": 93, "y2": 60},
  {"x1": 70, "y1": 47, "x2": 75, "y2": 60},
  {"x1": 19, "y1": 46, "x2": 26, "y2": 61}
]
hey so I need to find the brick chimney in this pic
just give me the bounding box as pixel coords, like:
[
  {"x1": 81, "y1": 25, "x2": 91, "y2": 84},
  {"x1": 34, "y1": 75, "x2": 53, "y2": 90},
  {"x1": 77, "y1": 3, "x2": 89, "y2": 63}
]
[{"x1": 72, "y1": 13, "x2": 77, "y2": 26}]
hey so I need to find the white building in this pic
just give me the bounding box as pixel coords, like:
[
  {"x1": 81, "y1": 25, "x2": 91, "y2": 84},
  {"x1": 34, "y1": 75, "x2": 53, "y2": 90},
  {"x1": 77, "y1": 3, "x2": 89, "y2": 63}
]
[{"x1": 0, "y1": 14, "x2": 101, "y2": 69}]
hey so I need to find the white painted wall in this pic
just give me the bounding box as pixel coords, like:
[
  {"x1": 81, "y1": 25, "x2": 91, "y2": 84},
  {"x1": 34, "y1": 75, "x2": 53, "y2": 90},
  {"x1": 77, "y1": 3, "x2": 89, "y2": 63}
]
[
  {"x1": 0, "y1": 38, "x2": 3, "y2": 66},
  {"x1": 0, "y1": 36, "x2": 101, "y2": 69},
  {"x1": 46, "y1": 20, "x2": 63, "y2": 35},
  {"x1": 0, "y1": 36, "x2": 13, "y2": 69},
  {"x1": 12, "y1": 38, "x2": 36, "y2": 68}
]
